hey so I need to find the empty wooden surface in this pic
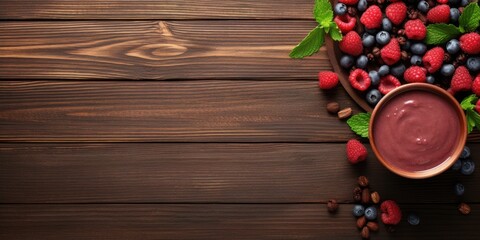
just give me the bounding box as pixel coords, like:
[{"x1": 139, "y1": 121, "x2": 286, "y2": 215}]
[{"x1": 1, "y1": 0, "x2": 479, "y2": 239}]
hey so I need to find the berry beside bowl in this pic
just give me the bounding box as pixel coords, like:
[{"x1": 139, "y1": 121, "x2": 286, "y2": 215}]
[{"x1": 369, "y1": 83, "x2": 467, "y2": 179}]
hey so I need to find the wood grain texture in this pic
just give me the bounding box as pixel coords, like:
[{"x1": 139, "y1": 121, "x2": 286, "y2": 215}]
[
  {"x1": 0, "y1": 21, "x2": 329, "y2": 80},
  {"x1": 1, "y1": 143, "x2": 479, "y2": 203},
  {"x1": 0, "y1": 0, "x2": 312, "y2": 20},
  {"x1": 1, "y1": 204, "x2": 479, "y2": 239},
  {"x1": 0, "y1": 80, "x2": 361, "y2": 142}
]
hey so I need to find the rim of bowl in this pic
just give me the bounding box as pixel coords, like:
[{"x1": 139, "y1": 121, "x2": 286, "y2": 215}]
[{"x1": 369, "y1": 83, "x2": 467, "y2": 179}]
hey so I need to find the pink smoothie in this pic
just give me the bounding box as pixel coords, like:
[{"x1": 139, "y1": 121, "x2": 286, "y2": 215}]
[{"x1": 373, "y1": 90, "x2": 461, "y2": 172}]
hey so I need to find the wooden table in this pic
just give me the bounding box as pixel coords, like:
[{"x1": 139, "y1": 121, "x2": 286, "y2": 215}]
[{"x1": 0, "y1": 1, "x2": 479, "y2": 239}]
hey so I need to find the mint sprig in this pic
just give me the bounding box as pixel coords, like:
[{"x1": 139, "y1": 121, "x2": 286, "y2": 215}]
[
  {"x1": 460, "y1": 94, "x2": 480, "y2": 134},
  {"x1": 347, "y1": 113, "x2": 371, "y2": 138},
  {"x1": 425, "y1": 3, "x2": 480, "y2": 45},
  {"x1": 290, "y1": 0, "x2": 342, "y2": 59}
]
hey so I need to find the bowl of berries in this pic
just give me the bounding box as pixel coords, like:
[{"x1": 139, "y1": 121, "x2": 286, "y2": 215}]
[{"x1": 324, "y1": 0, "x2": 480, "y2": 111}]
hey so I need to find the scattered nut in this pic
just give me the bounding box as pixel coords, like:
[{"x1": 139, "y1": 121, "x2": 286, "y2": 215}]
[
  {"x1": 358, "y1": 176, "x2": 369, "y2": 188},
  {"x1": 372, "y1": 47, "x2": 380, "y2": 57},
  {"x1": 327, "y1": 199, "x2": 339, "y2": 213},
  {"x1": 370, "y1": 192, "x2": 380, "y2": 204},
  {"x1": 361, "y1": 226, "x2": 370, "y2": 239},
  {"x1": 353, "y1": 187, "x2": 362, "y2": 202},
  {"x1": 357, "y1": 216, "x2": 367, "y2": 229},
  {"x1": 459, "y1": 203, "x2": 471, "y2": 215},
  {"x1": 326, "y1": 102, "x2": 340, "y2": 114},
  {"x1": 338, "y1": 108, "x2": 352, "y2": 120},
  {"x1": 367, "y1": 222, "x2": 379, "y2": 232},
  {"x1": 361, "y1": 188, "x2": 371, "y2": 204}
]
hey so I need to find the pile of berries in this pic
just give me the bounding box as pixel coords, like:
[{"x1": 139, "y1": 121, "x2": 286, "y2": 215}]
[{"x1": 331, "y1": 0, "x2": 480, "y2": 106}]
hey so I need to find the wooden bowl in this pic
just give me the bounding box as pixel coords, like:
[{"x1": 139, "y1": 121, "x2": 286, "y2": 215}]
[{"x1": 369, "y1": 83, "x2": 467, "y2": 179}]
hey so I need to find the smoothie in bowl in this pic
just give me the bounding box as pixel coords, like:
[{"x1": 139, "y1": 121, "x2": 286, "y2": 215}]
[{"x1": 369, "y1": 83, "x2": 467, "y2": 179}]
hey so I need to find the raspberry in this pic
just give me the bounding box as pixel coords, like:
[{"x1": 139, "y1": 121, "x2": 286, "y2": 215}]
[
  {"x1": 334, "y1": 14, "x2": 357, "y2": 33},
  {"x1": 380, "y1": 38, "x2": 401, "y2": 65},
  {"x1": 339, "y1": 0, "x2": 359, "y2": 5},
  {"x1": 476, "y1": 99, "x2": 480, "y2": 114},
  {"x1": 422, "y1": 47, "x2": 444, "y2": 73},
  {"x1": 404, "y1": 19, "x2": 427, "y2": 40},
  {"x1": 450, "y1": 66, "x2": 473, "y2": 95},
  {"x1": 378, "y1": 75, "x2": 401, "y2": 95},
  {"x1": 427, "y1": 5, "x2": 450, "y2": 23},
  {"x1": 349, "y1": 69, "x2": 371, "y2": 91},
  {"x1": 436, "y1": 0, "x2": 448, "y2": 3},
  {"x1": 346, "y1": 139, "x2": 367, "y2": 164},
  {"x1": 380, "y1": 200, "x2": 402, "y2": 225},
  {"x1": 339, "y1": 31, "x2": 363, "y2": 57},
  {"x1": 318, "y1": 71, "x2": 339, "y2": 90},
  {"x1": 460, "y1": 32, "x2": 480, "y2": 55},
  {"x1": 360, "y1": 5, "x2": 383, "y2": 29},
  {"x1": 386, "y1": 2, "x2": 407, "y2": 25},
  {"x1": 473, "y1": 74, "x2": 480, "y2": 96},
  {"x1": 404, "y1": 66, "x2": 427, "y2": 83}
]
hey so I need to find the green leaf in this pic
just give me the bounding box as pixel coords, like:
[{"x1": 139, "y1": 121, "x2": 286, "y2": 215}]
[
  {"x1": 461, "y1": 94, "x2": 479, "y2": 110},
  {"x1": 328, "y1": 22, "x2": 343, "y2": 41},
  {"x1": 459, "y1": 3, "x2": 480, "y2": 32},
  {"x1": 425, "y1": 24, "x2": 461, "y2": 45},
  {"x1": 289, "y1": 27, "x2": 325, "y2": 59},
  {"x1": 314, "y1": 0, "x2": 334, "y2": 27},
  {"x1": 346, "y1": 113, "x2": 371, "y2": 138}
]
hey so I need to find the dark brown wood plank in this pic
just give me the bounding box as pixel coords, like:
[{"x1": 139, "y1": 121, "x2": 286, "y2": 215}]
[
  {"x1": 0, "y1": 80, "x2": 360, "y2": 142},
  {"x1": 0, "y1": 21, "x2": 329, "y2": 80},
  {"x1": 1, "y1": 204, "x2": 479, "y2": 239},
  {"x1": 0, "y1": 0, "x2": 312, "y2": 20},
  {"x1": 1, "y1": 143, "x2": 479, "y2": 203}
]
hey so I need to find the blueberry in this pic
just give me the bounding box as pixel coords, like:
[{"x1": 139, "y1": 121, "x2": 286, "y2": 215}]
[
  {"x1": 369, "y1": 70, "x2": 381, "y2": 86},
  {"x1": 450, "y1": 8, "x2": 460, "y2": 23},
  {"x1": 382, "y1": 18, "x2": 393, "y2": 32},
  {"x1": 378, "y1": 65, "x2": 390, "y2": 76},
  {"x1": 358, "y1": 0, "x2": 368, "y2": 12},
  {"x1": 446, "y1": 39, "x2": 460, "y2": 55},
  {"x1": 391, "y1": 64, "x2": 406, "y2": 78},
  {"x1": 466, "y1": 57, "x2": 480, "y2": 72},
  {"x1": 366, "y1": 89, "x2": 382, "y2": 106},
  {"x1": 426, "y1": 75, "x2": 435, "y2": 84},
  {"x1": 461, "y1": 159, "x2": 475, "y2": 175},
  {"x1": 402, "y1": 40, "x2": 411, "y2": 51},
  {"x1": 460, "y1": 0, "x2": 469, "y2": 7},
  {"x1": 410, "y1": 55, "x2": 423, "y2": 65},
  {"x1": 407, "y1": 213, "x2": 420, "y2": 226},
  {"x1": 334, "y1": 3, "x2": 348, "y2": 15},
  {"x1": 353, "y1": 205, "x2": 365, "y2": 217},
  {"x1": 454, "y1": 183, "x2": 465, "y2": 196},
  {"x1": 411, "y1": 43, "x2": 427, "y2": 55},
  {"x1": 451, "y1": 159, "x2": 462, "y2": 171},
  {"x1": 340, "y1": 55, "x2": 355, "y2": 69},
  {"x1": 417, "y1": 1, "x2": 429, "y2": 13},
  {"x1": 356, "y1": 55, "x2": 369, "y2": 69},
  {"x1": 362, "y1": 34, "x2": 376, "y2": 48},
  {"x1": 440, "y1": 64, "x2": 455, "y2": 77},
  {"x1": 376, "y1": 31, "x2": 391, "y2": 45},
  {"x1": 365, "y1": 28, "x2": 377, "y2": 35},
  {"x1": 364, "y1": 206, "x2": 378, "y2": 220},
  {"x1": 461, "y1": 146, "x2": 471, "y2": 159}
]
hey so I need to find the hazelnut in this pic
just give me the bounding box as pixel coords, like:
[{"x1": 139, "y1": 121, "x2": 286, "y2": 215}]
[
  {"x1": 459, "y1": 203, "x2": 471, "y2": 215},
  {"x1": 358, "y1": 176, "x2": 369, "y2": 188},
  {"x1": 327, "y1": 199, "x2": 339, "y2": 213}
]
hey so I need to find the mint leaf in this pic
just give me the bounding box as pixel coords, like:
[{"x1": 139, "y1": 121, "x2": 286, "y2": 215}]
[
  {"x1": 289, "y1": 27, "x2": 325, "y2": 59},
  {"x1": 329, "y1": 22, "x2": 343, "y2": 41},
  {"x1": 314, "y1": 0, "x2": 334, "y2": 27},
  {"x1": 347, "y1": 113, "x2": 371, "y2": 138},
  {"x1": 461, "y1": 94, "x2": 478, "y2": 110},
  {"x1": 459, "y1": 3, "x2": 480, "y2": 32},
  {"x1": 467, "y1": 113, "x2": 475, "y2": 133},
  {"x1": 426, "y1": 24, "x2": 461, "y2": 44}
]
